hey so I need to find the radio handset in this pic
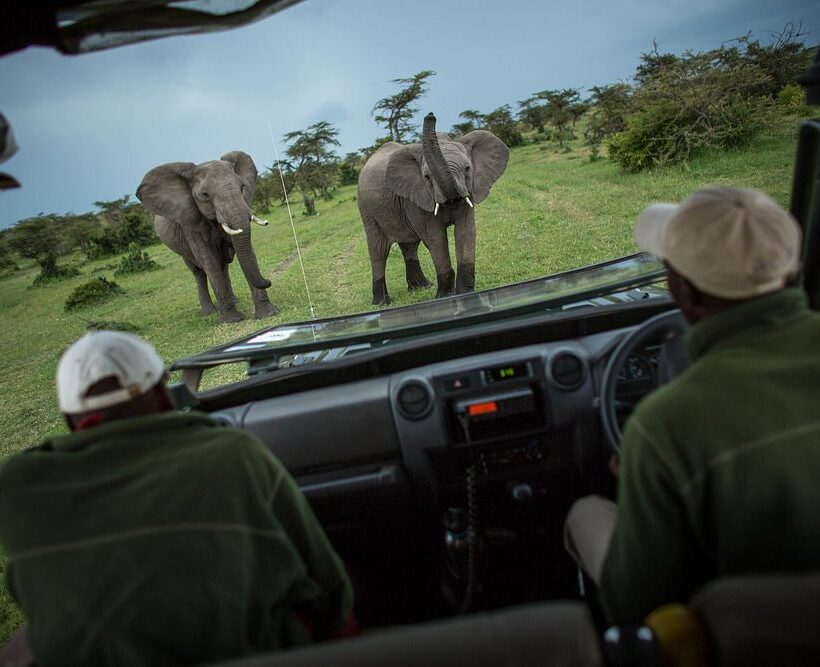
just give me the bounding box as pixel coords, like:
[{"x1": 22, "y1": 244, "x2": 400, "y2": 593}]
[{"x1": 455, "y1": 406, "x2": 479, "y2": 615}]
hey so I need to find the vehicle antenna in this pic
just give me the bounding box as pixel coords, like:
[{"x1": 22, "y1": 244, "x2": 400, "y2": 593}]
[{"x1": 268, "y1": 120, "x2": 317, "y2": 323}]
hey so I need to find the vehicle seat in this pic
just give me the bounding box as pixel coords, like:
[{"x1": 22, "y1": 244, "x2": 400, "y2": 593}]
[
  {"x1": 689, "y1": 571, "x2": 820, "y2": 666},
  {"x1": 220, "y1": 602, "x2": 603, "y2": 666}
]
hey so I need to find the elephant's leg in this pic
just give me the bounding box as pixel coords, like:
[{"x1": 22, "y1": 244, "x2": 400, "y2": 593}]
[
  {"x1": 399, "y1": 242, "x2": 432, "y2": 291},
  {"x1": 454, "y1": 214, "x2": 476, "y2": 294},
  {"x1": 250, "y1": 286, "x2": 278, "y2": 319},
  {"x1": 193, "y1": 244, "x2": 244, "y2": 323},
  {"x1": 363, "y1": 219, "x2": 392, "y2": 306},
  {"x1": 423, "y1": 226, "x2": 455, "y2": 299},
  {"x1": 222, "y1": 264, "x2": 239, "y2": 305},
  {"x1": 183, "y1": 258, "x2": 217, "y2": 316}
]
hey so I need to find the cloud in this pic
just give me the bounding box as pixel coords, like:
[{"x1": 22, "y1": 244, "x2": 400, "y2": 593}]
[{"x1": 0, "y1": 0, "x2": 817, "y2": 226}]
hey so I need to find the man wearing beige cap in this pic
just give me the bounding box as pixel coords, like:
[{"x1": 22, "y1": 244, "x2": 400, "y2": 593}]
[
  {"x1": 565, "y1": 186, "x2": 820, "y2": 624},
  {"x1": 0, "y1": 330, "x2": 354, "y2": 665}
]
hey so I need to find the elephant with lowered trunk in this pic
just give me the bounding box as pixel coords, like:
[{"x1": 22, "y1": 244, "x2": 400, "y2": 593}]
[
  {"x1": 137, "y1": 151, "x2": 277, "y2": 323},
  {"x1": 357, "y1": 113, "x2": 509, "y2": 305}
]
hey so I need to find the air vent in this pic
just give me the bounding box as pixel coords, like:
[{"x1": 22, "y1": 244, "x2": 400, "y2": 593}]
[
  {"x1": 396, "y1": 380, "x2": 433, "y2": 420},
  {"x1": 550, "y1": 352, "x2": 585, "y2": 390}
]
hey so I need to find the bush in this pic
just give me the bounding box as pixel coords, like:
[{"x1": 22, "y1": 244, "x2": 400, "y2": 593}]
[
  {"x1": 82, "y1": 319, "x2": 141, "y2": 333},
  {"x1": 64, "y1": 277, "x2": 123, "y2": 311},
  {"x1": 87, "y1": 214, "x2": 158, "y2": 260},
  {"x1": 32, "y1": 264, "x2": 81, "y2": 287},
  {"x1": 608, "y1": 49, "x2": 773, "y2": 172},
  {"x1": 778, "y1": 83, "x2": 810, "y2": 116},
  {"x1": 114, "y1": 244, "x2": 160, "y2": 276}
]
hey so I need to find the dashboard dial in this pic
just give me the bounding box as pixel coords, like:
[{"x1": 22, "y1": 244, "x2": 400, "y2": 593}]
[{"x1": 618, "y1": 354, "x2": 652, "y2": 383}]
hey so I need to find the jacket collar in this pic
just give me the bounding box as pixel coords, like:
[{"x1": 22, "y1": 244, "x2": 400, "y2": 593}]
[{"x1": 686, "y1": 288, "x2": 809, "y2": 361}]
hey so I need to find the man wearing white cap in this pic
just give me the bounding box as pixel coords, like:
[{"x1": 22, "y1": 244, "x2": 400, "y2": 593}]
[
  {"x1": 565, "y1": 186, "x2": 820, "y2": 624},
  {"x1": 0, "y1": 330, "x2": 354, "y2": 664}
]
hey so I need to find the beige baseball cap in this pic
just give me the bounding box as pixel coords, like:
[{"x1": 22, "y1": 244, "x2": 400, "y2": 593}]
[
  {"x1": 635, "y1": 186, "x2": 802, "y2": 299},
  {"x1": 57, "y1": 331, "x2": 166, "y2": 414}
]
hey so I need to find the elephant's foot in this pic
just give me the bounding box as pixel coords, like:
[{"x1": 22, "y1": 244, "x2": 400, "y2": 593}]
[
  {"x1": 200, "y1": 303, "x2": 218, "y2": 316},
  {"x1": 372, "y1": 278, "x2": 392, "y2": 306},
  {"x1": 456, "y1": 263, "x2": 476, "y2": 294},
  {"x1": 405, "y1": 260, "x2": 433, "y2": 291},
  {"x1": 435, "y1": 269, "x2": 455, "y2": 299},
  {"x1": 218, "y1": 307, "x2": 245, "y2": 323},
  {"x1": 254, "y1": 302, "x2": 279, "y2": 319}
]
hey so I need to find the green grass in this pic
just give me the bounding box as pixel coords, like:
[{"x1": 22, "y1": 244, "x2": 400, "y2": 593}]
[{"x1": 0, "y1": 117, "x2": 801, "y2": 644}]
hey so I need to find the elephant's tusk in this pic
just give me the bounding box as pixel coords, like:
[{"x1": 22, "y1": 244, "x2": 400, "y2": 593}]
[
  {"x1": 251, "y1": 214, "x2": 269, "y2": 226},
  {"x1": 221, "y1": 222, "x2": 243, "y2": 236},
  {"x1": 464, "y1": 197, "x2": 474, "y2": 208},
  {"x1": 434, "y1": 203, "x2": 439, "y2": 217}
]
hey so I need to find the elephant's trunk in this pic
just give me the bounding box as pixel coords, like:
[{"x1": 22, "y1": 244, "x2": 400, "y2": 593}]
[
  {"x1": 422, "y1": 113, "x2": 461, "y2": 202},
  {"x1": 231, "y1": 227, "x2": 271, "y2": 290}
]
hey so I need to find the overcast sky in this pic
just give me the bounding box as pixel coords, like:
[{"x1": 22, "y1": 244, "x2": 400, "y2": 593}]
[{"x1": 0, "y1": 0, "x2": 817, "y2": 228}]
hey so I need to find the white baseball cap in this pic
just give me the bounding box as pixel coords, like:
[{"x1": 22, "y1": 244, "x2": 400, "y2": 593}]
[
  {"x1": 57, "y1": 331, "x2": 166, "y2": 414},
  {"x1": 634, "y1": 186, "x2": 802, "y2": 299}
]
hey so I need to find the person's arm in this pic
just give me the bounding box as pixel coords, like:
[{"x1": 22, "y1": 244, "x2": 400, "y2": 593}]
[
  {"x1": 271, "y1": 469, "x2": 355, "y2": 639},
  {"x1": 599, "y1": 416, "x2": 707, "y2": 624}
]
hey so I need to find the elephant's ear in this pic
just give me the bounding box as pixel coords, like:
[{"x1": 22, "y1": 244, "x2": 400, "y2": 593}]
[
  {"x1": 221, "y1": 150, "x2": 258, "y2": 204},
  {"x1": 456, "y1": 131, "x2": 510, "y2": 204},
  {"x1": 385, "y1": 144, "x2": 434, "y2": 212},
  {"x1": 136, "y1": 162, "x2": 197, "y2": 221}
]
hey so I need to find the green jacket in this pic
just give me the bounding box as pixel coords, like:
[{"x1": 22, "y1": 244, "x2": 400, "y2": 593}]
[
  {"x1": 0, "y1": 412, "x2": 353, "y2": 666},
  {"x1": 601, "y1": 288, "x2": 820, "y2": 623}
]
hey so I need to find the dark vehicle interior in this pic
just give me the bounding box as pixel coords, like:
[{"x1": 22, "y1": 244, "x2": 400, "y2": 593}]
[{"x1": 2, "y1": 2, "x2": 820, "y2": 665}]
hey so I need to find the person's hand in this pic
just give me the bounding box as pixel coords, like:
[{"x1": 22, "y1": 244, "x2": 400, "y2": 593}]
[{"x1": 608, "y1": 454, "x2": 621, "y2": 479}]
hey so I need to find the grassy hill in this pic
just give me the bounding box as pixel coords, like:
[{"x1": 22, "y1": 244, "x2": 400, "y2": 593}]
[{"x1": 0, "y1": 118, "x2": 802, "y2": 642}]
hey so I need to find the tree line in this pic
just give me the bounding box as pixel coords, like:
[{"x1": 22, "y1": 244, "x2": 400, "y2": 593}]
[{"x1": 1, "y1": 24, "x2": 813, "y2": 282}]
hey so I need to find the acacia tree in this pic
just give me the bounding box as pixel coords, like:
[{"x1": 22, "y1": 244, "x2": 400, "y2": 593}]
[
  {"x1": 451, "y1": 109, "x2": 485, "y2": 136},
  {"x1": 584, "y1": 83, "x2": 633, "y2": 160},
  {"x1": 481, "y1": 106, "x2": 523, "y2": 147},
  {"x1": 284, "y1": 121, "x2": 341, "y2": 215},
  {"x1": 372, "y1": 70, "x2": 436, "y2": 142},
  {"x1": 8, "y1": 214, "x2": 77, "y2": 281},
  {"x1": 540, "y1": 88, "x2": 581, "y2": 147},
  {"x1": 517, "y1": 97, "x2": 549, "y2": 133},
  {"x1": 93, "y1": 195, "x2": 132, "y2": 229}
]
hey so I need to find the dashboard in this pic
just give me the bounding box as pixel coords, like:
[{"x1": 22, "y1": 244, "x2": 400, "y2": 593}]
[{"x1": 206, "y1": 303, "x2": 676, "y2": 620}]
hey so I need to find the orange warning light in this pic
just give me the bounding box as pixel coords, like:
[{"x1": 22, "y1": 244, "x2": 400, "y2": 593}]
[{"x1": 468, "y1": 401, "x2": 498, "y2": 416}]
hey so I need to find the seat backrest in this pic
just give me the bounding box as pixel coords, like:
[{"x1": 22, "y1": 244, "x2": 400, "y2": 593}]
[
  {"x1": 690, "y1": 572, "x2": 820, "y2": 666},
  {"x1": 220, "y1": 601, "x2": 603, "y2": 667}
]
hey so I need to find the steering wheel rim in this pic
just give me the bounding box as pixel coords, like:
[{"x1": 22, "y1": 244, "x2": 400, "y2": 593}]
[{"x1": 599, "y1": 309, "x2": 689, "y2": 454}]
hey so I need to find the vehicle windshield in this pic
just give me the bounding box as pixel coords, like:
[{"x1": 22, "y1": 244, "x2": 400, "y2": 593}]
[{"x1": 0, "y1": 1, "x2": 814, "y2": 415}]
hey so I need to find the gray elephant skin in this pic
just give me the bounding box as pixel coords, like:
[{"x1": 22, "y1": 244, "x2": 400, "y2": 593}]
[
  {"x1": 357, "y1": 113, "x2": 509, "y2": 305},
  {"x1": 137, "y1": 151, "x2": 277, "y2": 323}
]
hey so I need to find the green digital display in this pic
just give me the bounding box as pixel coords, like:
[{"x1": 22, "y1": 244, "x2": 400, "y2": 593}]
[{"x1": 485, "y1": 362, "x2": 528, "y2": 383}]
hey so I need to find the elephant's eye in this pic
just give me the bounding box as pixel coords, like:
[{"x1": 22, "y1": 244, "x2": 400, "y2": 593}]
[{"x1": 199, "y1": 191, "x2": 211, "y2": 201}]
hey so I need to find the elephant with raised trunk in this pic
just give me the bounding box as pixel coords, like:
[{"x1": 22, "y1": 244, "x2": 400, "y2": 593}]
[
  {"x1": 357, "y1": 113, "x2": 509, "y2": 305},
  {"x1": 137, "y1": 151, "x2": 277, "y2": 323}
]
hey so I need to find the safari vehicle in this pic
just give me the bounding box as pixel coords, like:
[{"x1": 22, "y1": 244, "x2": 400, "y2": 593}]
[{"x1": 1, "y1": 1, "x2": 820, "y2": 665}]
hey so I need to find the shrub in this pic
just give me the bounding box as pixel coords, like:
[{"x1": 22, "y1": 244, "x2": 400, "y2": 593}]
[
  {"x1": 32, "y1": 264, "x2": 81, "y2": 287},
  {"x1": 608, "y1": 49, "x2": 774, "y2": 172},
  {"x1": 64, "y1": 277, "x2": 123, "y2": 311},
  {"x1": 114, "y1": 244, "x2": 160, "y2": 276},
  {"x1": 778, "y1": 83, "x2": 810, "y2": 116},
  {"x1": 82, "y1": 319, "x2": 141, "y2": 333},
  {"x1": 86, "y1": 214, "x2": 158, "y2": 260}
]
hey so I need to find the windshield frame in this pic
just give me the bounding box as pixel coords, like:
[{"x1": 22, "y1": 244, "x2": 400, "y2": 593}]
[{"x1": 172, "y1": 251, "x2": 667, "y2": 371}]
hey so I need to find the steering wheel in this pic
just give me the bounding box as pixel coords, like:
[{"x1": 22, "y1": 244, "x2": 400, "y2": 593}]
[{"x1": 599, "y1": 309, "x2": 689, "y2": 454}]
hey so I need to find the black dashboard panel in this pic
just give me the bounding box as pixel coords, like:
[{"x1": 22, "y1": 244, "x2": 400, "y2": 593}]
[{"x1": 237, "y1": 377, "x2": 401, "y2": 475}]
